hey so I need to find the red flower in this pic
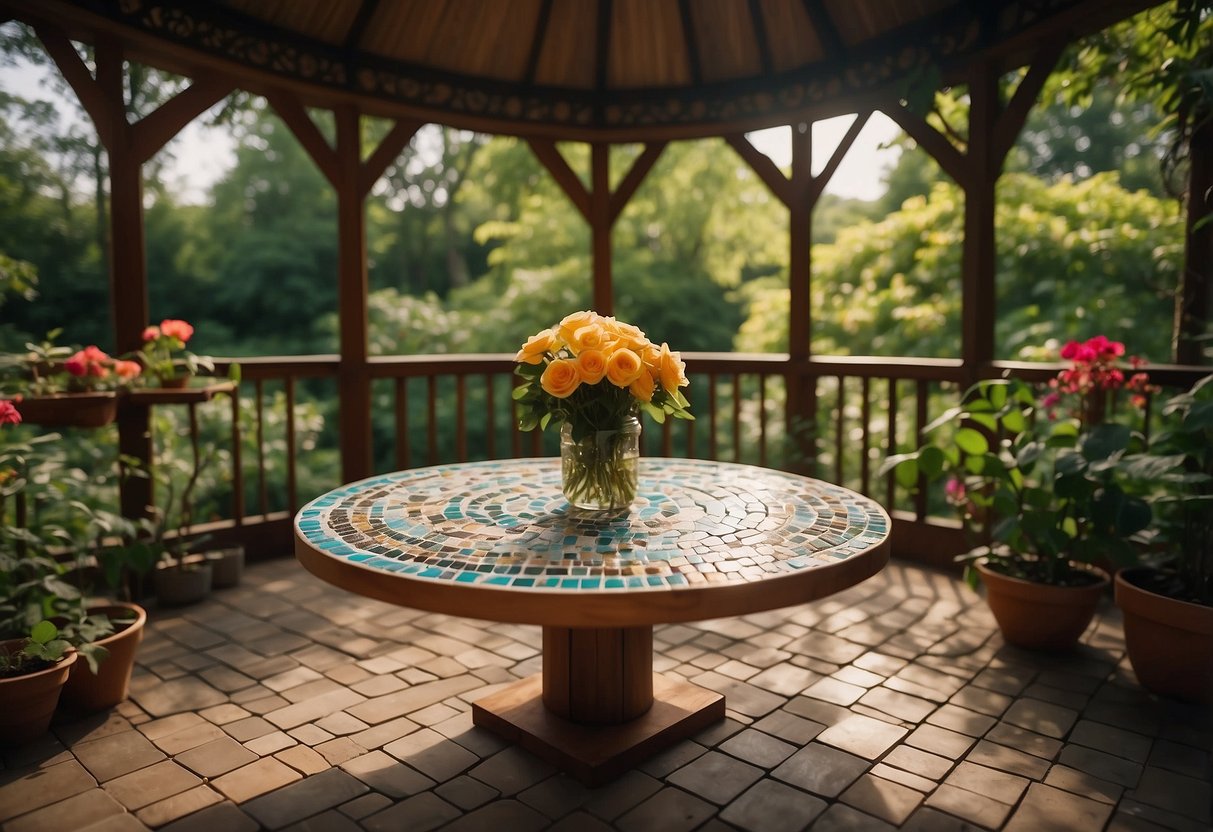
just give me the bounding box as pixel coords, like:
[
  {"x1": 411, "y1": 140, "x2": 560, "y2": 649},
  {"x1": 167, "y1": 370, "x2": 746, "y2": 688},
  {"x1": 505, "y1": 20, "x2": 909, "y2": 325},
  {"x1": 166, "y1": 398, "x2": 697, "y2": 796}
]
[
  {"x1": 113, "y1": 359, "x2": 143, "y2": 380},
  {"x1": 159, "y1": 319, "x2": 194, "y2": 343},
  {"x1": 0, "y1": 399, "x2": 21, "y2": 425},
  {"x1": 142, "y1": 326, "x2": 161, "y2": 342},
  {"x1": 65, "y1": 346, "x2": 112, "y2": 378}
]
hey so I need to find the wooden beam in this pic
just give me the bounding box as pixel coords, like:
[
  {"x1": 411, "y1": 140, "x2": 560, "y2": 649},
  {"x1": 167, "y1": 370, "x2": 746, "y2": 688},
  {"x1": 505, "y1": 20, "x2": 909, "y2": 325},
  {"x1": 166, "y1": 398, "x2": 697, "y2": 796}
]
[
  {"x1": 528, "y1": 138, "x2": 592, "y2": 220},
  {"x1": 724, "y1": 133, "x2": 794, "y2": 206},
  {"x1": 887, "y1": 105, "x2": 970, "y2": 188},
  {"x1": 1176, "y1": 120, "x2": 1213, "y2": 363},
  {"x1": 801, "y1": 0, "x2": 845, "y2": 61},
  {"x1": 36, "y1": 26, "x2": 117, "y2": 150},
  {"x1": 590, "y1": 142, "x2": 612, "y2": 314},
  {"x1": 805, "y1": 110, "x2": 870, "y2": 205},
  {"x1": 991, "y1": 40, "x2": 1066, "y2": 169},
  {"x1": 359, "y1": 117, "x2": 423, "y2": 199},
  {"x1": 608, "y1": 142, "x2": 666, "y2": 225},
  {"x1": 132, "y1": 76, "x2": 232, "y2": 164},
  {"x1": 788, "y1": 123, "x2": 811, "y2": 360},
  {"x1": 334, "y1": 105, "x2": 373, "y2": 483},
  {"x1": 677, "y1": 0, "x2": 703, "y2": 85},
  {"x1": 747, "y1": 0, "x2": 773, "y2": 76},
  {"x1": 961, "y1": 61, "x2": 999, "y2": 382},
  {"x1": 265, "y1": 90, "x2": 339, "y2": 188},
  {"x1": 522, "y1": 0, "x2": 555, "y2": 87},
  {"x1": 595, "y1": 0, "x2": 613, "y2": 93},
  {"x1": 342, "y1": 0, "x2": 381, "y2": 51}
]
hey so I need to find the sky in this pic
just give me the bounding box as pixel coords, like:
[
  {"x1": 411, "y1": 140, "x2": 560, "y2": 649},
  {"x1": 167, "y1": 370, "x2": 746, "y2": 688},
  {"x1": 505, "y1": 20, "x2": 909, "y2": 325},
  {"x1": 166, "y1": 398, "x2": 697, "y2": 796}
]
[{"x1": 0, "y1": 55, "x2": 900, "y2": 203}]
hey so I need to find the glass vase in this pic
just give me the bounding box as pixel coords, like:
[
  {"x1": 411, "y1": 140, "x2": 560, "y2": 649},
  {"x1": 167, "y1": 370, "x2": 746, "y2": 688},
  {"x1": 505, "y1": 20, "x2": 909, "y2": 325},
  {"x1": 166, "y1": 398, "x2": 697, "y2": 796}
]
[{"x1": 560, "y1": 415, "x2": 641, "y2": 510}]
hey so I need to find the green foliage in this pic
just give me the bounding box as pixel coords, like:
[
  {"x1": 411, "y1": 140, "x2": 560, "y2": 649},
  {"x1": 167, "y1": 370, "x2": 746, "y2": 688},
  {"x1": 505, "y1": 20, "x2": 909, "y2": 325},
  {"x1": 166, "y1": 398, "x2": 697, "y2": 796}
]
[
  {"x1": 879, "y1": 378, "x2": 1153, "y2": 585},
  {"x1": 0, "y1": 620, "x2": 69, "y2": 678}
]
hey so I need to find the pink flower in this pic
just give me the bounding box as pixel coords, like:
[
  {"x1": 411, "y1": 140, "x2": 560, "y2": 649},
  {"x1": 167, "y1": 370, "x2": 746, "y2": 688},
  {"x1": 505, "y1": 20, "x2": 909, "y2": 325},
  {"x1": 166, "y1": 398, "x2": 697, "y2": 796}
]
[
  {"x1": 1040, "y1": 392, "x2": 1060, "y2": 409},
  {"x1": 1059, "y1": 340, "x2": 1095, "y2": 362},
  {"x1": 1086, "y1": 335, "x2": 1125, "y2": 357},
  {"x1": 159, "y1": 319, "x2": 193, "y2": 343},
  {"x1": 65, "y1": 346, "x2": 112, "y2": 378},
  {"x1": 142, "y1": 326, "x2": 161, "y2": 342},
  {"x1": 0, "y1": 399, "x2": 21, "y2": 425},
  {"x1": 945, "y1": 478, "x2": 966, "y2": 505},
  {"x1": 113, "y1": 359, "x2": 142, "y2": 380}
]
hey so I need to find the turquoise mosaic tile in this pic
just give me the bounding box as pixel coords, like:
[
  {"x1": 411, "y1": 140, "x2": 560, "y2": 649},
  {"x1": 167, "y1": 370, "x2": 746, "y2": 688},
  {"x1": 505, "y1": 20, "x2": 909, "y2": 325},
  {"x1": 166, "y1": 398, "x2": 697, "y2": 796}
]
[{"x1": 295, "y1": 459, "x2": 890, "y2": 593}]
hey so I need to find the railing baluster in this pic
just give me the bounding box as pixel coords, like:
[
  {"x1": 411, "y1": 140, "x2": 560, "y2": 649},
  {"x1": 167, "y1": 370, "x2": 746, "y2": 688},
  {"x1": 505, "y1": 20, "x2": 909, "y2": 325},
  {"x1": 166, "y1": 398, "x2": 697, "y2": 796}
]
[
  {"x1": 230, "y1": 382, "x2": 244, "y2": 524},
  {"x1": 456, "y1": 375, "x2": 467, "y2": 462},
  {"x1": 709, "y1": 373, "x2": 719, "y2": 460},
  {"x1": 255, "y1": 379, "x2": 268, "y2": 517},
  {"x1": 395, "y1": 377, "x2": 410, "y2": 470},
  {"x1": 834, "y1": 376, "x2": 845, "y2": 485},
  {"x1": 886, "y1": 378, "x2": 898, "y2": 510},
  {"x1": 485, "y1": 373, "x2": 496, "y2": 459},
  {"x1": 758, "y1": 374, "x2": 768, "y2": 468},
  {"x1": 286, "y1": 376, "x2": 297, "y2": 512},
  {"x1": 732, "y1": 374, "x2": 742, "y2": 462},
  {"x1": 915, "y1": 379, "x2": 929, "y2": 521},
  {"x1": 427, "y1": 375, "x2": 438, "y2": 466},
  {"x1": 860, "y1": 375, "x2": 871, "y2": 496}
]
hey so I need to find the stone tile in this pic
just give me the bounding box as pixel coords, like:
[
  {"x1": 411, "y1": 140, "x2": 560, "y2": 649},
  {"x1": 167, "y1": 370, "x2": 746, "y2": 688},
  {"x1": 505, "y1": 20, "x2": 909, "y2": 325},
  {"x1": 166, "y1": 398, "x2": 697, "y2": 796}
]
[
  {"x1": 903, "y1": 805, "x2": 990, "y2": 832},
  {"x1": 362, "y1": 792, "x2": 461, "y2": 832},
  {"x1": 616, "y1": 787, "x2": 715, "y2": 832},
  {"x1": 103, "y1": 760, "x2": 202, "y2": 810},
  {"x1": 341, "y1": 750, "x2": 436, "y2": 798},
  {"x1": 175, "y1": 737, "x2": 259, "y2": 778},
  {"x1": 1022, "y1": 682, "x2": 1089, "y2": 710},
  {"x1": 1058, "y1": 743, "x2": 1144, "y2": 788},
  {"x1": 130, "y1": 677, "x2": 228, "y2": 718},
  {"x1": 751, "y1": 709, "x2": 825, "y2": 745},
  {"x1": 688, "y1": 671, "x2": 784, "y2": 717},
  {"x1": 264, "y1": 688, "x2": 367, "y2": 730},
  {"x1": 153, "y1": 722, "x2": 228, "y2": 755},
  {"x1": 384, "y1": 727, "x2": 481, "y2": 781},
  {"x1": 274, "y1": 744, "x2": 331, "y2": 776},
  {"x1": 211, "y1": 756, "x2": 303, "y2": 804},
  {"x1": 772, "y1": 742, "x2": 869, "y2": 798},
  {"x1": 75, "y1": 813, "x2": 150, "y2": 832},
  {"x1": 1070, "y1": 719, "x2": 1154, "y2": 763},
  {"x1": 719, "y1": 728, "x2": 797, "y2": 768},
  {"x1": 1004, "y1": 782, "x2": 1114, "y2": 832},
  {"x1": 244, "y1": 730, "x2": 296, "y2": 756},
  {"x1": 904, "y1": 724, "x2": 976, "y2": 759},
  {"x1": 784, "y1": 695, "x2": 851, "y2": 726},
  {"x1": 74, "y1": 730, "x2": 166, "y2": 783},
  {"x1": 434, "y1": 775, "x2": 499, "y2": 810},
  {"x1": 134, "y1": 713, "x2": 205, "y2": 743},
  {"x1": 840, "y1": 773, "x2": 923, "y2": 825},
  {"x1": 0, "y1": 760, "x2": 96, "y2": 821},
  {"x1": 547, "y1": 811, "x2": 614, "y2": 832},
  {"x1": 437, "y1": 799, "x2": 548, "y2": 832},
  {"x1": 314, "y1": 712, "x2": 370, "y2": 737},
  {"x1": 692, "y1": 716, "x2": 745, "y2": 747},
  {"x1": 853, "y1": 652, "x2": 909, "y2": 677},
  {"x1": 468, "y1": 747, "x2": 556, "y2": 796},
  {"x1": 966, "y1": 739, "x2": 1051, "y2": 780},
  {"x1": 882, "y1": 744, "x2": 954, "y2": 781},
  {"x1": 1044, "y1": 764, "x2": 1124, "y2": 804},
  {"x1": 1131, "y1": 765, "x2": 1212, "y2": 824},
  {"x1": 160, "y1": 798, "x2": 254, "y2": 832},
  {"x1": 221, "y1": 716, "x2": 276, "y2": 742},
  {"x1": 338, "y1": 793, "x2": 394, "y2": 820},
  {"x1": 804, "y1": 676, "x2": 867, "y2": 706},
  {"x1": 811, "y1": 803, "x2": 898, "y2": 832},
  {"x1": 926, "y1": 704, "x2": 997, "y2": 737},
  {"x1": 666, "y1": 750, "x2": 763, "y2": 805},
  {"x1": 925, "y1": 783, "x2": 1014, "y2": 828},
  {"x1": 949, "y1": 683, "x2": 1014, "y2": 717},
  {"x1": 198, "y1": 703, "x2": 250, "y2": 725},
  {"x1": 720, "y1": 778, "x2": 827, "y2": 832},
  {"x1": 870, "y1": 763, "x2": 937, "y2": 793},
  {"x1": 816, "y1": 713, "x2": 907, "y2": 760},
  {"x1": 986, "y1": 721, "x2": 1064, "y2": 759},
  {"x1": 582, "y1": 770, "x2": 663, "y2": 821},
  {"x1": 242, "y1": 767, "x2": 370, "y2": 830},
  {"x1": 344, "y1": 675, "x2": 480, "y2": 725},
  {"x1": 1146, "y1": 738, "x2": 1210, "y2": 780},
  {"x1": 745, "y1": 662, "x2": 820, "y2": 696},
  {"x1": 289, "y1": 724, "x2": 336, "y2": 746},
  {"x1": 315, "y1": 737, "x2": 366, "y2": 766},
  {"x1": 136, "y1": 786, "x2": 226, "y2": 828},
  {"x1": 638, "y1": 740, "x2": 707, "y2": 778},
  {"x1": 858, "y1": 686, "x2": 936, "y2": 723},
  {"x1": 1116, "y1": 797, "x2": 1213, "y2": 832},
  {"x1": 349, "y1": 716, "x2": 420, "y2": 750},
  {"x1": 3, "y1": 788, "x2": 124, "y2": 832},
  {"x1": 432, "y1": 711, "x2": 509, "y2": 758},
  {"x1": 945, "y1": 760, "x2": 1030, "y2": 805},
  {"x1": 783, "y1": 632, "x2": 866, "y2": 665},
  {"x1": 832, "y1": 665, "x2": 886, "y2": 688},
  {"x1": 1002, "y1": 697, "x2": 1078, "y2": 739}
]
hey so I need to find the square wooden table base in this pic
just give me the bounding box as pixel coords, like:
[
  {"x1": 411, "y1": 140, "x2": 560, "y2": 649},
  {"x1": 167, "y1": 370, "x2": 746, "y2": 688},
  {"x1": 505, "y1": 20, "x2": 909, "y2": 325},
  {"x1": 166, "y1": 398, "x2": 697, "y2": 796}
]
[{"x1": 471, "y1": 673, "x2": 725, "y2": 786}]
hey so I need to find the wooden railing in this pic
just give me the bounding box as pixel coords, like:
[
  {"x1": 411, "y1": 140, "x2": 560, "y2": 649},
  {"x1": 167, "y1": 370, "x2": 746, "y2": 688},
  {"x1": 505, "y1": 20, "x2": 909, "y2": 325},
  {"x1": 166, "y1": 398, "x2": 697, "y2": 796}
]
[{"x1": 183, "y1": 353, "x2": 1208, "y2": 569}]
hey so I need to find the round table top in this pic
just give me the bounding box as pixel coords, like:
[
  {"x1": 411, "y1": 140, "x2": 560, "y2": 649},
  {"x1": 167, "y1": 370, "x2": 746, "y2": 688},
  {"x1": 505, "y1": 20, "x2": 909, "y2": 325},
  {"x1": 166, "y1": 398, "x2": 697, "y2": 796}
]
[{"x1": 293, "y1": 458, "x2": 891, "y2": 627}]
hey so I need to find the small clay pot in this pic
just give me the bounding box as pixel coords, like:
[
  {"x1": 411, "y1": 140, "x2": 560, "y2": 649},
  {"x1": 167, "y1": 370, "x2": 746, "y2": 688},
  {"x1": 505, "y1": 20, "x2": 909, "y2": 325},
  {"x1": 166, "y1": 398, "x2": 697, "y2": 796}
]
[
  {"x1": 977, "y1": 560, "x2": 1109, "y2": 650},
  {"x1": 206, "y1": 546, "x2": 245, "y2": 589},
  {"x1": 155, "y1": 560, "x2": 213, "y2": 606},
  {"x1": 0, "y1": 641, "x2": 78, "y2": 744},
  {"x1": 1116, "y1": 567, "x2": 1213, "y2": 704},
  {"x1": 62, "y1": 603, "x2": 147, "y2": 712}
]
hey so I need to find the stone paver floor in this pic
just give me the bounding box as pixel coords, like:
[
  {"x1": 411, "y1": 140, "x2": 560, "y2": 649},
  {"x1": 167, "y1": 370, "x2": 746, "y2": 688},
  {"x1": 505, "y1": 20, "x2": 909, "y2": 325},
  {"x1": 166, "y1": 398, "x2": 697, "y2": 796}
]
[{"x1": 2, "y1": 557, "x2": 1210, "y2": 831}]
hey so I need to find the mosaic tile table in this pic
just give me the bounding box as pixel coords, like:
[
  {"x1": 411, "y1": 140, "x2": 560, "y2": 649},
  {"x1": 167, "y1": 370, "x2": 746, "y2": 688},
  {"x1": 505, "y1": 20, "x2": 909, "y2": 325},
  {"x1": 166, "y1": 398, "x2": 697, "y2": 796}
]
[{"x1": 294, "y1": 457, "x2": 891, "y2": 784}]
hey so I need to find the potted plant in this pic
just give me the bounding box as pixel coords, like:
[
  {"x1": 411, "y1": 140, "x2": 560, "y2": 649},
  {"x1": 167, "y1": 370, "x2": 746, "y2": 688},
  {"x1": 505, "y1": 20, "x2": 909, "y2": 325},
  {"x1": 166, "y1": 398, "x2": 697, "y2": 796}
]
[
  {"x1": 0, "y1": 331, "x2": 141, "y2": 427},
  {"x1": 881, "y1": 336, "x2": 1155, "y2": 649},
  {"x1": 1116, "y1": 374, "x2": 1213, "y2": 703},
  {"x1": 0, "y1": 620, "x2": 78, "y2": 744},
  {"x1": 137, "y1": 319, "x2": 214, "y2": 389},
  {"x1": 148, "y1": 439, "x2": 214, "y2": 606}
]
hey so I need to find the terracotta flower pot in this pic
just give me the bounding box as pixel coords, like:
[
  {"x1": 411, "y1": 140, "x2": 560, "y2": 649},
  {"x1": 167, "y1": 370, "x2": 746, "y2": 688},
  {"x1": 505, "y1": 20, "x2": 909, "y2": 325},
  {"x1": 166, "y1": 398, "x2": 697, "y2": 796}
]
[
  {"x1": 0, "y1": 641, "x2": 78, "y2": 744},
  {"x1": 155, "y1": 560, "x2": 213, "y2": 606},
  {"x1": 977, "y1": 561, "x2": 1109, "y2": 650},
  {"x1": 14, "y1": 392, "x2": 118, "y2": 428},
  {"x1": 1115, "y1": 568, "x2": 1213, "y2": 705},
  {"x1": 206, "y1": 546, "x2": 245, "y2": 589},
  {"x1": 62, "y1": 603, "x2": 147, "y2": 712}
]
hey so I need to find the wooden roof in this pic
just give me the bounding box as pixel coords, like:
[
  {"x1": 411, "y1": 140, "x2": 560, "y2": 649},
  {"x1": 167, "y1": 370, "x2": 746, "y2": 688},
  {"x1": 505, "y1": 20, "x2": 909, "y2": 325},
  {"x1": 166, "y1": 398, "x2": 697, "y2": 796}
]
[{"x1": 8, "y1": 0, "x2": 1159, "y2": 140}]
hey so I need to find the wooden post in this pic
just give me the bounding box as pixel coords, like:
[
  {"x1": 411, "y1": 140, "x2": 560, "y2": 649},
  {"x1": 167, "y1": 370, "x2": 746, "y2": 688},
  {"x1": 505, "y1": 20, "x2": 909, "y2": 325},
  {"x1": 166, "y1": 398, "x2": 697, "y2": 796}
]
[
  {"x1": 788, "y1": 123, "x2": 816, "y2": 473},
  {"x1": 541, "y1": 626, "x2": 653, "y2": 723},
  {"x1": 335, "y1": 105, "x2": 373, "y2": 483},
  {"x1": 591, "y1": 143, "x2": 613, "y2": 315},
  {"x1": 961, "y1": 61, "x2": 999, "y2": 385},
  {"x1": 1176, "y1": 120, "x2": 1213, "y2": 364}
]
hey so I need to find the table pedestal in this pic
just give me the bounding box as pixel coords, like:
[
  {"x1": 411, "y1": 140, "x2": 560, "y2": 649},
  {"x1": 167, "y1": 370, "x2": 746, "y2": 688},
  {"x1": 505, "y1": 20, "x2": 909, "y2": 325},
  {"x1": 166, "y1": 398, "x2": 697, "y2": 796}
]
[{"x1": 471, "y1": 625, "x2": 725, "y2": 785}]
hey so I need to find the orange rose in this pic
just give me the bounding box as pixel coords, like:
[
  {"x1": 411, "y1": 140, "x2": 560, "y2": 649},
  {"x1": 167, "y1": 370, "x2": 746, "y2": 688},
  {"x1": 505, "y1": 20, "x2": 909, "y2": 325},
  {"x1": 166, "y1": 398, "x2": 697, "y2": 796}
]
[
  {"x1": 657, "y1": 343, "x2": 688, "y2": 391},
  {"x1": 515, "y1": 329, "x2": 555, "y2": 364},
  {"x1": 569, "y1": 322, "x2": 611, "y2": 354},
  {"x1": 603, "y1": 317, "x2": 650, "y2": 353},
  {"x1": 629, "y1": 370, "x2": 656, "y2": 402},
  {"x1": 540, "y1": 358, "x2": 581, "y2": 398},
  {"x1": 557, "y1": 310, "x2": 598, "y2": 347},
  {"x1": 575, "y1": 349, "x2": 607, "y2": 384},
  {"x1": 605, "y1": 348, "x2": 644, "y2": 387}
]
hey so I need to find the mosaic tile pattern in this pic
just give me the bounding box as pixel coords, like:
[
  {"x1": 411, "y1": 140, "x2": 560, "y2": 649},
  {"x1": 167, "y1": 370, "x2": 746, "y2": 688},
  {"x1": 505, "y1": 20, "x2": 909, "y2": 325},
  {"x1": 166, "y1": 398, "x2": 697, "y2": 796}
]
[{"x1": 295, "y1": 459, "x2": 890, "y2": 592}]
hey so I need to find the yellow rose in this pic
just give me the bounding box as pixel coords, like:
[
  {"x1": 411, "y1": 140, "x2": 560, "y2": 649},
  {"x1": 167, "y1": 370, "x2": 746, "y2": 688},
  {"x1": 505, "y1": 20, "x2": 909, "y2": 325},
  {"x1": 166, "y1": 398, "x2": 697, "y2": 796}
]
[
  {"x1": 603, "y1": 318, "x2": 651, "y2": 353},
  {"x1": 629, "y1": 369, "x2": 656, "y2": 402},
  {"x1": 569, "y1": 322, "x2": 612, "y2": 354},
  {"x1": 557, "y1": 310, "x2": 598, "y2": 346},
  {"x1": 514, "y1": 329, "x2": 555, "y2": 364},
  {"x1": 540, "y1": 358, "x2": 581, "y2": 398},
  {"x1": 575, "y1": 349, "x2": 607, "y2": 384},
  {"x1": 657, "y1": 343, "x2": 688, "y2": 391},
  {"x1": 605, "y1": 348, "x2": 644, "y2": 387}
]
